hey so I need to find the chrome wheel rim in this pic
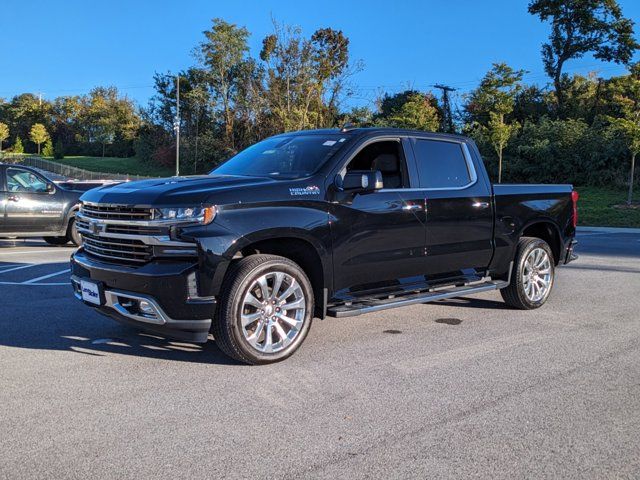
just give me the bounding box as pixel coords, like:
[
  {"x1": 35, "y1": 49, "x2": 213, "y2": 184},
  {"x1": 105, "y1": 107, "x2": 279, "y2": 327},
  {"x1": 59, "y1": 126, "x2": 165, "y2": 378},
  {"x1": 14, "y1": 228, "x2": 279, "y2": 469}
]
[
  {"x1": 240, "y1": 271, "x2": 306, "y2": 354},
  {"x1": 522, "y1": 247, "x2": 552, "y2": 302}
]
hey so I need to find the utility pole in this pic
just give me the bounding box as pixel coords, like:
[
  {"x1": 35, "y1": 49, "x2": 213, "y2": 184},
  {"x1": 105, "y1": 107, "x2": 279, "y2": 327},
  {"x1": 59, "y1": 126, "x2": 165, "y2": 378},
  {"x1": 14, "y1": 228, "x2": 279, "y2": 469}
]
[
  {"x1": 174, "y1": 75, "x2": 180, "y2": 176},
  {"x1": 433, "y1": 84, "x2": 456, "y2": 133}
]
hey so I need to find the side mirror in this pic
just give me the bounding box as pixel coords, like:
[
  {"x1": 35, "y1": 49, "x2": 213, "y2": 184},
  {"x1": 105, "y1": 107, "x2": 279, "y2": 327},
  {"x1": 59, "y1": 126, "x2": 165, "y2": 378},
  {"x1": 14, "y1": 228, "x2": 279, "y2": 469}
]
[
  {"x1": 46, "y1": 183, "x2": 55, "y2": 193},
  {"x1": 336, "y1": 170, "x2": 383, "y2": 193}
]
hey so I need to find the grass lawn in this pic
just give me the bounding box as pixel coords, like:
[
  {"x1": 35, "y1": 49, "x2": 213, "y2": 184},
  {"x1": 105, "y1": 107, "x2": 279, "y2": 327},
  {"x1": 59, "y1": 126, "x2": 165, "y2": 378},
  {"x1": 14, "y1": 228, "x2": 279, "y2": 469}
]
[
  {"x1": 577, "y1": 186, "x2": 640, "y2": 228},
  {"x1": 46, "y1": 156, "x2": 174, "y2": 177}
]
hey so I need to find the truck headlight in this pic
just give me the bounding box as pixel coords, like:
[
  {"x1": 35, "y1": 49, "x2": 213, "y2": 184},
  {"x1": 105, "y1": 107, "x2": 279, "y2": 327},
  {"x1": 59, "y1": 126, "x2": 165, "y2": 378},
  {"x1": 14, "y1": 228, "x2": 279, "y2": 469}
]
[{"x1": 153, "y1": 206, "x2": 216, "y2": 225}]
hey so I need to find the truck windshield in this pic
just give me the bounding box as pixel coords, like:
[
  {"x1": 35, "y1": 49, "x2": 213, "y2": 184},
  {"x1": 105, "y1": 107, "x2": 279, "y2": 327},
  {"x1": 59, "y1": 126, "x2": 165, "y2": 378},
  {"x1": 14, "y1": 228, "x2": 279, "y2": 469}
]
[{"x1": 211, "y1": 134, "x2": 350, "y2": 178}]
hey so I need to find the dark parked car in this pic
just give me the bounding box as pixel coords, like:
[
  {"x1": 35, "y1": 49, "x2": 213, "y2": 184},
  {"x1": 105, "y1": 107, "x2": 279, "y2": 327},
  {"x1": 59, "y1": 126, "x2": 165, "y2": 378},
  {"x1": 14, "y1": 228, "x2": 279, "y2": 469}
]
[
  {"x1": 71, "y1": 128, "x2": 578, "y2": 364},
  {"x1": 0, "y1": 163, "x2": 107, "y2": 245}
]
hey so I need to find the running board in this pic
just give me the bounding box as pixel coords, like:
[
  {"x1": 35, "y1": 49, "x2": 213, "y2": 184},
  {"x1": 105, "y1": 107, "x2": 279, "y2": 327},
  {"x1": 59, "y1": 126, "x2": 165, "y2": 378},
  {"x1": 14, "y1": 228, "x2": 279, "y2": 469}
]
[{"x1": 326, "y1": 280, "x2": 509, "y2": 318}]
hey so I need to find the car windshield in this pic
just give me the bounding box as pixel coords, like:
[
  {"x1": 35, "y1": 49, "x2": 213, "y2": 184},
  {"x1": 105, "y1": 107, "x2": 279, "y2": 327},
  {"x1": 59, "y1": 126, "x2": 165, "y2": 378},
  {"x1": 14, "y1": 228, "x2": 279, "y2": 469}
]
[{"x1": 211, "y1": 134, "x2": 350, "y2": 178}]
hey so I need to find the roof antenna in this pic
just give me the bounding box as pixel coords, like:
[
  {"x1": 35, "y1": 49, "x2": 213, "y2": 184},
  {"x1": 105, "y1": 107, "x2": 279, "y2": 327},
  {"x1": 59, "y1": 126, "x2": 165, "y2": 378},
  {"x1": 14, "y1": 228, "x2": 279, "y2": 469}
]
[{"x1": 340, "y1": 122, "x2": 355, "y2": 132}]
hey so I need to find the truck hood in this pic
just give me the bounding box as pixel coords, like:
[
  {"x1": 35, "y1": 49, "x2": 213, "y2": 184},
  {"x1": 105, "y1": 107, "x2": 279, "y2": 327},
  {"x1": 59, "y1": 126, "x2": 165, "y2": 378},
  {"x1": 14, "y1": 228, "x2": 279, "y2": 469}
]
[{"x1": 79, "y1": 175, "x2": 276, "y2": 206}]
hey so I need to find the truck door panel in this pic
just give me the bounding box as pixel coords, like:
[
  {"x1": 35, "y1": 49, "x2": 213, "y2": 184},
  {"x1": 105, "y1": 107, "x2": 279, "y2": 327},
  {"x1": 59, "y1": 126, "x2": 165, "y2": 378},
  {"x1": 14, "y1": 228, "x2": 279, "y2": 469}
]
[
  {"x1": 329, "y1": 138, "x2": 427, "y2": 296},
  {"x1": 411, "y1": 138, "x2": 493, "y2": 278},
  {"x1": 3, "y1": 167, "x2": 65, "y2": 233}
]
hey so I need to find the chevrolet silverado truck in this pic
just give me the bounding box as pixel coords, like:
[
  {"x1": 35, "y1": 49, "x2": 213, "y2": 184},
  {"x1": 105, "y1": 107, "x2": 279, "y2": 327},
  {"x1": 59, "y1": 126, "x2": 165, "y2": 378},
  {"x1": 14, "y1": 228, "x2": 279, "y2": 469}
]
[
  {"x1": 70, "y1": 128, "x2": 578, "y2": 364},
  {"x1": 0, "y1": 163, "x2": 107, "y2": 246}
]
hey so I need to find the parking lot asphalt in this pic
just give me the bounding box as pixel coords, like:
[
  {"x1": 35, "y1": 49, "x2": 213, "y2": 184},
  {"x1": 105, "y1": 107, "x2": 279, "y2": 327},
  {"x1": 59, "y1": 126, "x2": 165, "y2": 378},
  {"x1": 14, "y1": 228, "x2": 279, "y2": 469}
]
[{"x1": 1, "y1": 231, "x2": 639, "y2": 479}]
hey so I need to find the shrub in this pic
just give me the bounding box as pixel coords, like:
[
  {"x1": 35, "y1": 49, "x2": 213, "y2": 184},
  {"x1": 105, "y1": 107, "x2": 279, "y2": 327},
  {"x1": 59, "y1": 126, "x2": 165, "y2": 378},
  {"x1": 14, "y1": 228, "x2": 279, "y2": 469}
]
[
  {"x1": 13, "y1": 136, "x2": 24, "y2": 154},
  {"x1": 54, "y1": 139, "x2": 65, "y2": 159},
  {"x1": 42, "y1": 138, "x2": 54, "y2": 157}
]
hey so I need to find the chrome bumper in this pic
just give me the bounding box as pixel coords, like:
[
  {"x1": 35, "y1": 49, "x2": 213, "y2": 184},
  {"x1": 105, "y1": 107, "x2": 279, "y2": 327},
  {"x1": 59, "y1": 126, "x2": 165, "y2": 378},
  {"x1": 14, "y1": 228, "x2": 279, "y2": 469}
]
[{"x1": 71, "y1": 275, "x2": 212, "y2": 342}]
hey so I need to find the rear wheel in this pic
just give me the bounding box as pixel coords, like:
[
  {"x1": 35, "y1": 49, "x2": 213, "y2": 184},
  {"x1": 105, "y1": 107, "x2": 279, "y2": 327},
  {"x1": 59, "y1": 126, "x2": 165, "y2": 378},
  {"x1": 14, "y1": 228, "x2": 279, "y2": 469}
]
[
  {"x1": 501, "y1": 237, "x2": 555, "y2": 309},
  {"x1": 212, "y1": 254, "x2": 314, "y2": 365}
]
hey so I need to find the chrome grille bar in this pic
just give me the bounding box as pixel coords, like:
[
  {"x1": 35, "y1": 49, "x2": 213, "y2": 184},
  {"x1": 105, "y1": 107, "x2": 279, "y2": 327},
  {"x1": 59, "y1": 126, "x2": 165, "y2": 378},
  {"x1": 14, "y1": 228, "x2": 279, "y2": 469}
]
[{"x1": 78, "y1": 203, "x2": 197, "y2": 265}]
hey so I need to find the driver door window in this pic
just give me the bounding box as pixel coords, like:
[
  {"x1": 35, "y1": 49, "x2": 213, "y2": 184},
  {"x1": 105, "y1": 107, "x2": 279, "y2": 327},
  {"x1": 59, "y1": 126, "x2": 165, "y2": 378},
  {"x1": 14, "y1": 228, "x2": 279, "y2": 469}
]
[
  {"x1": 6, "y1": 168, "x2": 48, "y2": 193},
  {"x1": 345, "y1": 140, "x2": 408, "y2": 189},
  {"x1": 330, "y1": 139, "x2": 428, "y2": 295}
]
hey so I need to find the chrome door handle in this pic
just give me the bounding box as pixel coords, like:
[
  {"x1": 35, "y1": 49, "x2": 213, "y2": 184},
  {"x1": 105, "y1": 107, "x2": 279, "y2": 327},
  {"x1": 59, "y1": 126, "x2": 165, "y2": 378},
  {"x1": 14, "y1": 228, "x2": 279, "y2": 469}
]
[
  {"x1": 402, "y1": 204, "x2": 423, "y2": 212},
  {"x1": 7, "y1": 195, "x2": 19, "y2": 202},
  {"x1": 472, "y1": 201, "x2": 490, "y2": 208}
]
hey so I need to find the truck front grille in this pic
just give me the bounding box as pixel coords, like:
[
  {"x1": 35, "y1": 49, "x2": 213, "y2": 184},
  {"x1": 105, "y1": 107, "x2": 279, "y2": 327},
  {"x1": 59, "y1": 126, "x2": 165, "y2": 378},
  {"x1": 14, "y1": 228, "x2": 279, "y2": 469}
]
[
  {"x1": 81, "y1": 233, "x2": 152, "y2": 264},
  {"x1": 77, "y1": 203, "x2": 196, "y2": 266},
  {"x1": 81, "y1": 203, "x2": 152, "y2": 221}
]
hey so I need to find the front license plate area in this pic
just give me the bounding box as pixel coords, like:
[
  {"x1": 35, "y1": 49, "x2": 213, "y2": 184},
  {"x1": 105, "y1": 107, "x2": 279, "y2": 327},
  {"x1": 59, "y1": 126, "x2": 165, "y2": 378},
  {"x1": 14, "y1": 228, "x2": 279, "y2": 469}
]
[{"x1": 80, "y1": 279, "x2": 103, "y2": 306}]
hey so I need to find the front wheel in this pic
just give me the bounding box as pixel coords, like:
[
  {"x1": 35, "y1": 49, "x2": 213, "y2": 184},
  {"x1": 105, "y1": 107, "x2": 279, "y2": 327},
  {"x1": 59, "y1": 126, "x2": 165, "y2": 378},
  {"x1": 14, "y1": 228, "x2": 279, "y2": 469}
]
[
  {"x1": 501, "y1": 237, "x2": 555, "y2": 310},
  {"x1": 67, "y1": 217, "x2": 82, "y2": 246},
  {"x1": 212, "y1": 254, "x2": 314, "y2": 365}
]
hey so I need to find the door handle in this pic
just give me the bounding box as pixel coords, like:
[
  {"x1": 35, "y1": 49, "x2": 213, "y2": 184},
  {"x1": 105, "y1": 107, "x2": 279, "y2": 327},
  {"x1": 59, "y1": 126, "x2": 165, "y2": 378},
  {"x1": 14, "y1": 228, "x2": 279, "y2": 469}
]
[
  {"x1": 402, "y1": 204, "x2": 423, "y2": 212},
  {"x1": 472, "y1": 201, "x2": 490, "y2": 209},
  {"x1": 7, "y1": 195, "x2": 19, "y2": 202}
]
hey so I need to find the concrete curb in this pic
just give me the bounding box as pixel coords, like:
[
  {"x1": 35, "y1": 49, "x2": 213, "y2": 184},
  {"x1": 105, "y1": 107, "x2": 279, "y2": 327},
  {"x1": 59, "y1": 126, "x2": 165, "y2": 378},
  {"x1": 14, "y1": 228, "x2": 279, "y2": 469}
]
[{"x1": 578, "y1": 226, "x2": 640, "y2": 234}]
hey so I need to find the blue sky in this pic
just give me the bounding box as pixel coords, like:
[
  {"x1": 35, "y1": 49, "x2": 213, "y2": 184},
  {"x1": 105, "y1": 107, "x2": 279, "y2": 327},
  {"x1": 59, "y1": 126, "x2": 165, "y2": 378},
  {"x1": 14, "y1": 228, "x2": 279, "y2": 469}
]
[{"x1": 2, "y1": 0, "x2": 639, "y2": 109}]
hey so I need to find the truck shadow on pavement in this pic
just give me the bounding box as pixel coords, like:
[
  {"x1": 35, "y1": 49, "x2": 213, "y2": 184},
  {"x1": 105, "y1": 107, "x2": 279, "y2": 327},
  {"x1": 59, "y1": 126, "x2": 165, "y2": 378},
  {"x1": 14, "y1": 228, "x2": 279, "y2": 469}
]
[
  {"x1": 0, "y1": 261, "x2": 241, "y2": 366},
  {"x1": 434, "y1": 297, "x2": 512, "y2": 310}
]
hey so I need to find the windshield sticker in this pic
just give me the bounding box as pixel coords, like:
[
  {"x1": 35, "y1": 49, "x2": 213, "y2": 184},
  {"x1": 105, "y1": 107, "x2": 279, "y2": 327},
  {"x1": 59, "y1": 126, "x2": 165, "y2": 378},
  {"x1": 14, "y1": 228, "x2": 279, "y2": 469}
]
[
  {"x1": 322, "y1": 140, "x2": 337, "y2": 146},
  {"x1": 290, "y1": 186, "x2": 320, "y2": 196}
]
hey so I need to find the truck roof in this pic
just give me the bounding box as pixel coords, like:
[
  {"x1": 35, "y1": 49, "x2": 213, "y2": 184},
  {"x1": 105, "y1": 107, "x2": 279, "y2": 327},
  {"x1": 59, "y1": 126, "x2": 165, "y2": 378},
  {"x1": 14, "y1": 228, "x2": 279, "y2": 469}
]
[{"x1": 275, "y1": 127, "x2": 472, "y2": 143}]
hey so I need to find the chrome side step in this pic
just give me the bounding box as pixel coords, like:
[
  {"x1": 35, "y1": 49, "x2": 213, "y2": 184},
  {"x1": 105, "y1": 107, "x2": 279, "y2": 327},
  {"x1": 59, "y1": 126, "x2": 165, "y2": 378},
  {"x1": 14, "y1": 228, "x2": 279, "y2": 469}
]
[{"x1": 326, "y1": 280, "x2": 509, "y2": 318}]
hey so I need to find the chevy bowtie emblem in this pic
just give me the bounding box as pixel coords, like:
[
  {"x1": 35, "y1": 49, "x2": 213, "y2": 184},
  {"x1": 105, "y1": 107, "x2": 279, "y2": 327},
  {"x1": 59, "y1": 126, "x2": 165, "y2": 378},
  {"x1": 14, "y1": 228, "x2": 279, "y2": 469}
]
[{"x1": 89, "y1": 220, "x2": 104, "y2": 234}]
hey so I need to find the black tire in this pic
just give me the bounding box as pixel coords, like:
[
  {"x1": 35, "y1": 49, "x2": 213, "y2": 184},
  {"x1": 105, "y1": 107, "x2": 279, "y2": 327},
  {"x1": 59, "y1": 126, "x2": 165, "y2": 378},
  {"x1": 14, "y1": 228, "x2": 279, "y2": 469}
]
[
  {"x1": 67, "y1": 217, "x2": 83, "y2": 246},
  {"x1": 501, "y1": 236, "x2": 555, "y2": 310},
  {"x1": 212, "y1": 254, "x2": 314, "y2": 365},
  {"x1": 43, "y1": 236, "x2": 69, "y2": 245}
]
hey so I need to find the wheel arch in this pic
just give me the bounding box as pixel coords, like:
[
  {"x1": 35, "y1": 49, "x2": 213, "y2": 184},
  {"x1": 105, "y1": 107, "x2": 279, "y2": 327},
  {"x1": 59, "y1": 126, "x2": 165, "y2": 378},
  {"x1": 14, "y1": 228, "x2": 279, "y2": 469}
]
[
  {"x1": 229, "y1": 230, "x2": 330, "y2": 319},
  {"x1": 520, "y1": 220, "x2": 562, "y2": 265}
]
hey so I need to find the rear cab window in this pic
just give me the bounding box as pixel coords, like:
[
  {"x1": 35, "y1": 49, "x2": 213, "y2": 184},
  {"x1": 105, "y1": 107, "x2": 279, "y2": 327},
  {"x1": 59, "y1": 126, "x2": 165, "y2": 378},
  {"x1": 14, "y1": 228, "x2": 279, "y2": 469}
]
[{"x1": 412, "y1": 139, "x2": 473, "y2": 189}]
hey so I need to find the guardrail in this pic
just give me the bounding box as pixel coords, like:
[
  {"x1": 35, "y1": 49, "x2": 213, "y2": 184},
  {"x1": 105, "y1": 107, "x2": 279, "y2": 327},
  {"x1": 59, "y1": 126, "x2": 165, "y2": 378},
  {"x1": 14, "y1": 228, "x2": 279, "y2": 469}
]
[{"x1": 0, "y1": 154, "x2": 151, "y2": 181}]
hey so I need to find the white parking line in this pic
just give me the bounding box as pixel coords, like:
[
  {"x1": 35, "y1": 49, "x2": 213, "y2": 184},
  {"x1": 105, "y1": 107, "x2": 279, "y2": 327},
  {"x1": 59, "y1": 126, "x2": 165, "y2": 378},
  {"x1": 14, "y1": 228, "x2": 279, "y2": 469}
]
[
  {"x1": 0, "y1": 264, "x2": 38, "y2": 274},
  {"x1": 0, "y1": 249, "x2": 75, "y2": 255},
  {"x1": 23, "y1": 269, "x2": 71, "y2": 284},
  {"x1": 0, "y1": 281, "x2": 70, "y2": 286}
]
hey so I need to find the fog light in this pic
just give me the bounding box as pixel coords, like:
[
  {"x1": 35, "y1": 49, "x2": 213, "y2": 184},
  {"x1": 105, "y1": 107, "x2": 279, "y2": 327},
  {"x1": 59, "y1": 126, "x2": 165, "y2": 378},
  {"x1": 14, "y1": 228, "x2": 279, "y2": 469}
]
[
  {"x1": 187, "y1": 272, "x2": 199, "y2": 298},
  {"x1": 138, "y1": 300, "x2": 155, "y2": 316}
]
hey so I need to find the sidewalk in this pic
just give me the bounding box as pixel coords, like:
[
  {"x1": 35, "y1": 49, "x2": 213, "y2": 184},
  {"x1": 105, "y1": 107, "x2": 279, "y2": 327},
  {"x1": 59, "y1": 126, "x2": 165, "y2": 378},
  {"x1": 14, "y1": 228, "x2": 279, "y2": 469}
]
[{"x1": 578, "y1": 226, "x2": 640, "y2": 234}]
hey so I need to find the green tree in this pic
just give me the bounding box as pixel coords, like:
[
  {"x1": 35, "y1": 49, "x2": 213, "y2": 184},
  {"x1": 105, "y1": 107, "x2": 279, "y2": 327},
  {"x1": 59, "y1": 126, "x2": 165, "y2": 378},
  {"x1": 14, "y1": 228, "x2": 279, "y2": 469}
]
[
  {"x1": 29, "y1": 123, "x2": 49, "y2": 154},
  {"x1": 13, "y1": 136, "x2": 24, "y2": 154},
  {"x1": 198, "y1": 18, "x2": 251, "y2": 149},
  {"x1": 528, "y1": 0, "x2": 639, "y2": 113},
  {"x1": 606, "y1": 63, "x2": 640, "y2": 205},
  {"x1": 79, "y1": 87, "x2": 139, "y2": 157},
  {"x1": 42, "y1": 137, "x2": 54, "y2": 157},
  {"x1": 53, "y1": 138, "x2": 65, "y2": 159},
  {"x1": 381, "y1": 92, "x2": 440, "y2": 131},
  {"x1": 260, "y1": 21, "x2": 354, "y2": 132},
  {"x1": 486, "y1": 112, "x2": 520, "y2": 183},
  {"x1": 466, "y1": 63, "x2": 525, "y2": 183},
  {"x1": 0, "y1": 122, "x2": 9, "y2": 153}
]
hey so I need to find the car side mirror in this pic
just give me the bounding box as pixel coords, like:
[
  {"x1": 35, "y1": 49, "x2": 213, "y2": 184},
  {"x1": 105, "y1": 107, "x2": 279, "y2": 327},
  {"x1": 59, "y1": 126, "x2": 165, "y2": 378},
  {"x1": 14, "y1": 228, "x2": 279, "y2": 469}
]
[
  {"x1": 46, "y1": 183, "x2": 55, "y2": 193},
  {"x1": 336, "y1": 170, "x2": 383, "y2": 193}
]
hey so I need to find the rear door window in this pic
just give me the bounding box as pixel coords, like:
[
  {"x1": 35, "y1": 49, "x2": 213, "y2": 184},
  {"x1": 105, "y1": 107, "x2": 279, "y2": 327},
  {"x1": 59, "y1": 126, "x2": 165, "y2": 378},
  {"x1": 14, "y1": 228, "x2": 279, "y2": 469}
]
[{"x1": 412, "y1": 139, "x2": 472, "y2": 189}]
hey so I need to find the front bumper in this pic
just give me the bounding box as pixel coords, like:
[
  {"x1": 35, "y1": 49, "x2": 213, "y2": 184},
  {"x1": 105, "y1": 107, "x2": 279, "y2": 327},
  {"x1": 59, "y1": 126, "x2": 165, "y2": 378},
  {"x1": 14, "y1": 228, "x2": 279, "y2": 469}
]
[{"x1": 71, "y1": 250, "x2": 215, "y2": 343}]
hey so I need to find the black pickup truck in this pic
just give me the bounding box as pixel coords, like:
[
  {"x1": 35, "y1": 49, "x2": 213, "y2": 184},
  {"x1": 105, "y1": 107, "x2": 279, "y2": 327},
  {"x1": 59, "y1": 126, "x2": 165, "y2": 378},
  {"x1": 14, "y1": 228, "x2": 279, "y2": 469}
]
[
  {"x1": 0, "y1": 163, "x2": 106, "y2": 245},
  {"x1": 71, "y1": 128, "x2": 578, "y2": 364}
]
